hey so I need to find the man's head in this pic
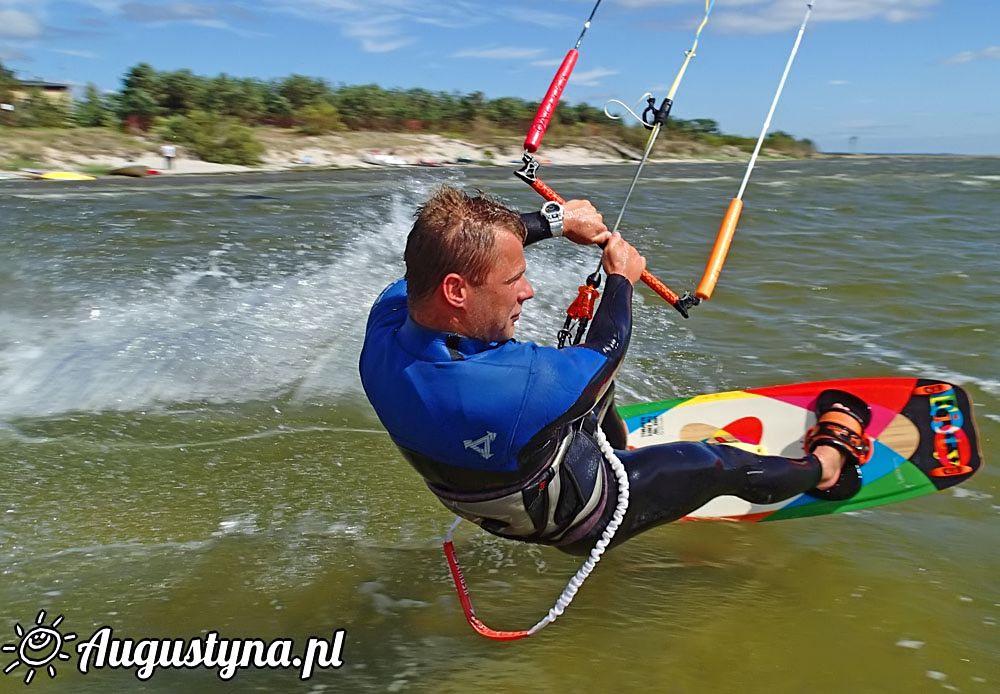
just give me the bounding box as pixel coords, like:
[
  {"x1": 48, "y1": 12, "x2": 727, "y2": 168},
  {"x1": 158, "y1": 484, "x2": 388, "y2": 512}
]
[{"x1": 405, "y1": 186, "x2": 534, "y2": 342}]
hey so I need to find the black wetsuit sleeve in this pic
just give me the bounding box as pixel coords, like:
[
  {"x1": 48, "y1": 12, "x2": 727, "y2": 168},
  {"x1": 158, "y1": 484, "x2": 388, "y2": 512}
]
[
  {"x1": 580, "y1": 273, "x2": 633, "y2": 369},
  {"x1": 520, "y1": 212, "x2": 554, "y2": 246},
  {"x1": 549, "y1": 273, "x2": 633, "y2": 423}
]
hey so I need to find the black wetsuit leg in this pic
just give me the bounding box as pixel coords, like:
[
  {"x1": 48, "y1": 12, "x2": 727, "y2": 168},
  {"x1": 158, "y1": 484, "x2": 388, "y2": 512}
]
[{"x1": 559, "y1": 441, "x2": 823, "y2": 555}]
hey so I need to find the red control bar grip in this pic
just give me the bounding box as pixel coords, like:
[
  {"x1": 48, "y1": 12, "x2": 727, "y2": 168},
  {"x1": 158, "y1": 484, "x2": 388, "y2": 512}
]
[
  {"x1": 523, "y1": 49, "x2": 579, "y2": 153},
  {"x1": 530, "y1": 176, "x2": 683, "y2": 308}
]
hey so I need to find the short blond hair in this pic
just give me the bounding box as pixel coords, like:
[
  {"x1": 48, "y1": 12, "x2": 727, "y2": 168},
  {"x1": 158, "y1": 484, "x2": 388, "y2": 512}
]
[{"x1": 404, "y1": 186, "x2": 526, "y2": 305}]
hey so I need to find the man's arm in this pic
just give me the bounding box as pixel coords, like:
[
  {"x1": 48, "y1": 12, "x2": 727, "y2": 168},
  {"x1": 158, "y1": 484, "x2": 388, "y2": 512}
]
[
  {"x1": 530, "y1": 234, "x2": 646, "y2": 428},
  {"x1": 571, "y1": 232, "x2": 647, "y2": 388},
  {"x1": 520, "y1": 199, "x2": 611, "y2": 247}
]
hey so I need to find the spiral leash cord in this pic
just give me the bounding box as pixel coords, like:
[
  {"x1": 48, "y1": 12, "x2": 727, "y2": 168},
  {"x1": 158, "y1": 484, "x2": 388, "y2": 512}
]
[{"x1": 443, "y1": 427, "x2": 630, "y2": 640}]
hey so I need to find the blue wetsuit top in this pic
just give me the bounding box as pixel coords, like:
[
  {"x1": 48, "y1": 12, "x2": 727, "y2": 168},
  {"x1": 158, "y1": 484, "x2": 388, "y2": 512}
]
[{"x1": 359, "y1": 228, "x2": 633, "y2": 498}]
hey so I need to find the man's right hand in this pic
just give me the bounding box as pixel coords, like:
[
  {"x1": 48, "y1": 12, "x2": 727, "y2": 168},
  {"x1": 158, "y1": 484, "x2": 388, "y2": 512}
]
[{"x1": 601, "y1": 232, "x2": 646, "y2": 285}]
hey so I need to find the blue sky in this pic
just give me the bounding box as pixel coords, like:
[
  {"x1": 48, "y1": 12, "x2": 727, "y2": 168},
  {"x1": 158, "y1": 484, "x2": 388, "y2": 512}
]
[{"x1": 1, "y1": 0, "x2": 998, "y2": 154}]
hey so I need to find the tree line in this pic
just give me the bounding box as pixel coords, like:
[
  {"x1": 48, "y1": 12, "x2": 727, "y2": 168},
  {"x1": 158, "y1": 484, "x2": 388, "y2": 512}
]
[{"x1": 0, "y1": 61, "x2": 816, "y2": 164}]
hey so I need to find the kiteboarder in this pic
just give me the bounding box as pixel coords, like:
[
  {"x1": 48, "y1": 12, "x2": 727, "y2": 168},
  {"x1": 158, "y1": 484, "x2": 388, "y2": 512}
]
[{"x1": 359, "y1": 186, "x2": 871, "y2": 554}]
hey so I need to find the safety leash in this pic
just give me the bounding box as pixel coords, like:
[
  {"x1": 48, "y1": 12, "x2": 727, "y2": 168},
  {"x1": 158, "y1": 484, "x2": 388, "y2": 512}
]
[{"x1": 442, "y1": 428, "x2": 630, "y2": 640}]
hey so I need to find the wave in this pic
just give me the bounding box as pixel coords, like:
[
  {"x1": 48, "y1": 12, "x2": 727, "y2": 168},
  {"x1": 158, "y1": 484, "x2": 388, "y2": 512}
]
[{"x1": 0, "y1": 178, "x2": 604, "y2": 419}]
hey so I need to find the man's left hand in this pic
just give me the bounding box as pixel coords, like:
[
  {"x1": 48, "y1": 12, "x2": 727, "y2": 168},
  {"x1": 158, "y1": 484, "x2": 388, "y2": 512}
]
[{"x1": 563, "y1": 200, "x2": 611, "y2": 246}]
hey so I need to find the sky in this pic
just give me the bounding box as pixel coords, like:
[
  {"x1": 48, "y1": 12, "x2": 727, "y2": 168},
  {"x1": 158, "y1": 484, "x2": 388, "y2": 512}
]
[{"x1": 1, "y1": 0, "x2": 998, "y2": 155}]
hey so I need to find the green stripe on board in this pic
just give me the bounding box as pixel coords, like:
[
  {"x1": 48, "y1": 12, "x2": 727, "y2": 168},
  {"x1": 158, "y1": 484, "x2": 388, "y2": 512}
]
[
  {"x1": 765, "y1": 461, "x2": 938, "y2": 521},
  {"x1": 617, "y1": 397, "x2": 688, "y2": 421}
]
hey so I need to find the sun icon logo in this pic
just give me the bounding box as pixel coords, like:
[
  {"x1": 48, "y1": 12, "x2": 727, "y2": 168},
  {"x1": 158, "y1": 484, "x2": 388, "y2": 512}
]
[{"x1": 2, "y1": 610, "x2": 77, "y2": 685}]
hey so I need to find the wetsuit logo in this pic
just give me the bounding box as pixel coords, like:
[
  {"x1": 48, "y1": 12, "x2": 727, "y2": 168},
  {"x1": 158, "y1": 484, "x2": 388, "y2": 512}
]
[{"x1": 464, "y1": 432, "x2": 497, "y2": 459}]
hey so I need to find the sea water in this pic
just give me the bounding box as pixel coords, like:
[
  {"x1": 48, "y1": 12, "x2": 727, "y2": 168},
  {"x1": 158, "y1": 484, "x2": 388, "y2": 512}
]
[{"x1": 0, "y1": 157, "x2": 997, "y2": 692}]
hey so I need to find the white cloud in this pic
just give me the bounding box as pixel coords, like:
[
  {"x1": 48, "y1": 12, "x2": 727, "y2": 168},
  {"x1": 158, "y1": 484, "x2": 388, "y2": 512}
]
[
  {"x1": 119, "y1": 2, "x2": 215, "y2": 23},
  {"x1": 497, "y1": 8, "x2": 576, "y2": 29},
  {"x1": 341, "y1": 15, "x2": 414, "y2": 53},
  {"x1": 454, "y1": 46, "x2": 545, "y2": 60},
  {"x1": 52, "y1": 48, "x2": 99, "y2": 59},
  {"x1": 571, "y1": 67, "x2": 620, "y2": 88},
  {"x1": 828, "y1": 79, "x2": 850, "y2": 86},
  {"x1": 0, "y1": 8, "x2": 43, "y2": 39},
  {"x1": 617, "y1": 0, "x2": 715, "y2": 7},
  {"x1": 612, "y1": 0, "x2": 942, "y2": 34},
  {"x1": 715, "y1": 0, "x2": 940, "y2": 34},
  {"x1": 257, "y1": 0, "x2": 479, "y2": 54},
  {"x1": 944, "y1": 46, "x2": 1000, "y2": 65}
]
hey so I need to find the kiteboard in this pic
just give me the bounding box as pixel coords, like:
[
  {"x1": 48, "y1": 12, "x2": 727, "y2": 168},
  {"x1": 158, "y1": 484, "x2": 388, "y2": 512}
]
[{"x1": 618, "y1": 377, "x2": 983, "y2": 522}]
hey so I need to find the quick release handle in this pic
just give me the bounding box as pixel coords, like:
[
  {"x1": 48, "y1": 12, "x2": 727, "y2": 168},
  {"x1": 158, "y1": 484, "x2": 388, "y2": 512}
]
[{"x1": 524, "y1": 49, "x2": 579, "y2": 153}]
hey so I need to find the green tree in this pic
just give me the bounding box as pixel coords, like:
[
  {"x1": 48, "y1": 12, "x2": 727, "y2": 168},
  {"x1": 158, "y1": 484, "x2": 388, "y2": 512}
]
[
  {"x1": 573, "y1": 103, "x2": 606, "y2": 124},
  {"x1": 0, "y1": 60, "x2": 16, "y2": 105},
  {"x1": 157, "y1": 110, "x2": 264, "y2": 165},
  {"x1": 73, "y1": 83, "x2": 114, "y2": 126},
  {"x1": 554, "y1": 103, "x2": 579, "y2": 127},
  {"x1": 764, "y1": 130, "x2": 815, "y2": 156},
  {"x1": 483, "y1": 97, "x2": 532, "y2": 127},
  {"x1": 263, "y1": 85, "x2": 294, "y2": 125},
  {"x1": 15, "y1": 89, "x2": 70, "y2": 127},
  {"x1": 295, "y1": 102, "x2": 342, "y2": 135},
  {"x1": 277, "y1": 74, "x2": 331, "y2": 111},
  {"x1": 458, "y1": 91, "x2": 486, "y2": 123},
  {"x1": 688, "y1": 118, "x2": 720, "y2": 135},
  {"x1": 158, "y1": 69, "x2": 204, "y2": 114},
  {"x1": 118, "y1": 63, "x2": 162, "y2": 127},
  {"x1": 333, "y1": 84, "x2": 397, "y2": 129},
  {"x1": 193, "y1": 75, "x2": 267, "y2": 123}
]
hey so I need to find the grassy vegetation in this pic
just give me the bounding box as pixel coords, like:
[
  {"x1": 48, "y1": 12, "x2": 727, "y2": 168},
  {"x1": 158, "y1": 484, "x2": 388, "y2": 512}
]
[
  {"x1": 79, "y1": 163, "x2": 115, "y2": 175},
  {"x1": 1, "y1": 155, "x2": 46, "y2": 170},
  {"x1": 0, "y1": 59, "x2": 818, "y2": 168},
  {"x1": 0, "y1": 127, "x2": 153, "y2": 160}
]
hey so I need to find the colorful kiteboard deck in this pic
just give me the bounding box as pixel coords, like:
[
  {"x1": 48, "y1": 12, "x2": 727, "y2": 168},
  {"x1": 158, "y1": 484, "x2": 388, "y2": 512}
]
[{"x1": 617, "y1": 377, "x2": 983, "y2": 522}]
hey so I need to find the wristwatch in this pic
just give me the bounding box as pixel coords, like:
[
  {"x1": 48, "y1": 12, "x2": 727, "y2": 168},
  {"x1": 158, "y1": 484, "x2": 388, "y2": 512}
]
[{"x1": 541, "y1": 201, "x2": 564, "y2": 236}]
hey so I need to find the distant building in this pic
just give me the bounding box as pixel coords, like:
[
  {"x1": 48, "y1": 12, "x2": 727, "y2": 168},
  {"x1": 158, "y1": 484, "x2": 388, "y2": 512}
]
[{"x1": 12, "y1": 80, "x2": 72, "y2": 104}]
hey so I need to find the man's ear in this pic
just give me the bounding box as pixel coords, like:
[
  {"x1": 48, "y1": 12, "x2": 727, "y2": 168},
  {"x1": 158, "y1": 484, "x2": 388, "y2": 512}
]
[{"x1": 440, "y1": 273, "x2": 467, "y2": 309}]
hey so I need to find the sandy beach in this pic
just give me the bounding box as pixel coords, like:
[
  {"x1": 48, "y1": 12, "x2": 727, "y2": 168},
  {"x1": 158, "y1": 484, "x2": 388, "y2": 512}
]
[
  {"x1": 0, "y1": 129, "x2": 753, "y2": 179},
  {"x1": 0, "y1": 131, "x2": 628, "y2": 178}
]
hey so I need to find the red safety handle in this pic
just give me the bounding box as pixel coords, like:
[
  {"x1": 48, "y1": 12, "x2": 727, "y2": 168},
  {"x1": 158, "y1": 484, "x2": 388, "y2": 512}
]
[
  {"x1": 444, "y1": 541, "x2": 531, "y2": 641},
  {"x1": 524, "y1": 49, "x2": 579, "y2": 153}
]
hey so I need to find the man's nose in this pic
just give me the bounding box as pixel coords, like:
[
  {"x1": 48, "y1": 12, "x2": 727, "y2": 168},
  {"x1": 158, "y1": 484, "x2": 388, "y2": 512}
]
[{"x1": 520, "y1": 277, "x2": 534, "y2": 301}]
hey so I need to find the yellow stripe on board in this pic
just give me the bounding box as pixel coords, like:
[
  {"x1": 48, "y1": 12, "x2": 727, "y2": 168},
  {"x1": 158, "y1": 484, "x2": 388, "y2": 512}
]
[{"x1": 681, "y1": 390, "x2": 762, "y2": 408}]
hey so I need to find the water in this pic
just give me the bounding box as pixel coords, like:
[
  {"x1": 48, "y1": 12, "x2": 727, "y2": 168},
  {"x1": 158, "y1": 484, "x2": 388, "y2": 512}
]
[{"x1": 1, "y1": 158, "x2": 997, "y2": 692}]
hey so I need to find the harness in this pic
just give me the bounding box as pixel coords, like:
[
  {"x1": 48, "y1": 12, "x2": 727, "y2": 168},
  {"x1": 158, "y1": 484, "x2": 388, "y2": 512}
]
[{"x1": 430, "y1": 426, "x2": 608, "y2": 544}]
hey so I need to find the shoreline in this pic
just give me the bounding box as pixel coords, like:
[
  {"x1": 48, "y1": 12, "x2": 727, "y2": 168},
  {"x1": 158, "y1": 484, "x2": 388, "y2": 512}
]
[
  {"x1": 0, "y1": 129, "x2": 795, "y2": 180},
  {"x1": 1, "y1": 130, "x2": 991, "y2": 182},
  {"x1": 0, "y1": 136, "x2": 692, "y2": 179}
]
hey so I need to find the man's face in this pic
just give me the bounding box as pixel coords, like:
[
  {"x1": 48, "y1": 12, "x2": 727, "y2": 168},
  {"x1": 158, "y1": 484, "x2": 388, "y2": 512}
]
[{"x1": 464, "y1": 230, "x2": 534, "y2": 342}]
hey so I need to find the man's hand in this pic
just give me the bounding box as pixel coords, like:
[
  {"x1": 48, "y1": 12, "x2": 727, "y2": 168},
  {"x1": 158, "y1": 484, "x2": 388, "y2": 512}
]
[
  {"x1": 563, "y1": 199, "x2": 611, "y2": 246},
  {"x1": 601, "y1": 232, "x2": 646, "y2": 285}
]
